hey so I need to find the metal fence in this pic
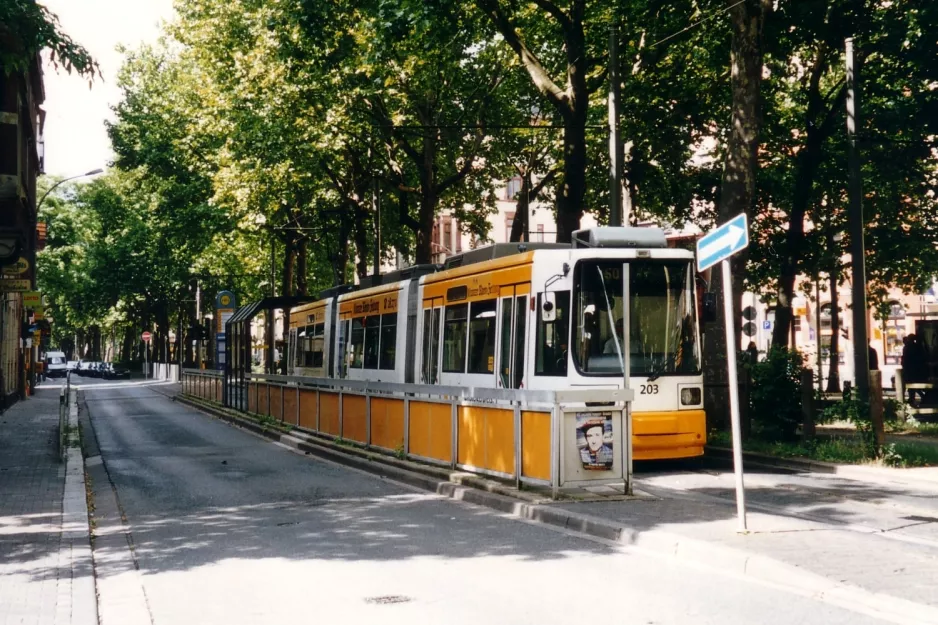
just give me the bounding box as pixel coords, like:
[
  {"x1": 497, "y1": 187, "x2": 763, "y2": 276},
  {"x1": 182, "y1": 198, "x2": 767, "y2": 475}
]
[{"x1": 181, "y1": 369, "x2": 633, "y2": 495}]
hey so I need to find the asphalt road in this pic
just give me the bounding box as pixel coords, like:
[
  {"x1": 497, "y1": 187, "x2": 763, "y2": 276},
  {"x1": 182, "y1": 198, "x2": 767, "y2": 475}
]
[{"x1": 69, "y1": 377, "x2": 895, "y2": 625}]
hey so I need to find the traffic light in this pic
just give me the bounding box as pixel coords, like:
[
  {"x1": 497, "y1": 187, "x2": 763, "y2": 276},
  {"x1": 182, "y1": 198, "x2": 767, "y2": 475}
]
[{"x1": 741, "y1": 305, "x2": 757, "y2": 337}]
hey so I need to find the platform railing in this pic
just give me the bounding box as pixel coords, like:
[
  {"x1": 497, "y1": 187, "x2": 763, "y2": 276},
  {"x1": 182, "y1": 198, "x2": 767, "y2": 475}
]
[{"x1": 181, "y1": 368, "x2": 633, "y2": 495}]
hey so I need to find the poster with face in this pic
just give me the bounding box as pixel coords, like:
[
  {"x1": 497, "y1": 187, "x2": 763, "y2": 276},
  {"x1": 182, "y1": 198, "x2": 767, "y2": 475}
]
[{"x1": 576, "y1": 412, "x2": 614, "y2": 471}]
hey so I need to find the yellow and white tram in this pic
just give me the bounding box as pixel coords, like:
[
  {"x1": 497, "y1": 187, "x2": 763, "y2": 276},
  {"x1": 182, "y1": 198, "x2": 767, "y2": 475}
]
[{"x1": 289, "y1": 227, "x2": 706, "y2": 460}]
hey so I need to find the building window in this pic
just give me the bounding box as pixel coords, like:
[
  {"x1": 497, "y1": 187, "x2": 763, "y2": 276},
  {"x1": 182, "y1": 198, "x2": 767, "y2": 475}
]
[
  {"x1": 888, "y1": 301, "x2": 905, "y2": 319},
  {"x1": 443, "y1": 217, "x2": 452, "y2": 255},
  {"x1": 505, "y1": 177, "x2": 522, "y2": 200},
  {"x1": 505, "y1": 211, "x2": 515, "y2": 242},
  {"x1": 454, "y1": 219, "x2": 462, "y2": 252},
  {"x1": 536, "y1": 224, "x2": 544, "y2": 242}
]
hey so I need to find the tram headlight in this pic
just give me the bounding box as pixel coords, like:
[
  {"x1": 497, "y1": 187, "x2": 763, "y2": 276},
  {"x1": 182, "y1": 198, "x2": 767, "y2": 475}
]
[{"x1": 680, "y1": 387, "x2": 702, "y2": 406}]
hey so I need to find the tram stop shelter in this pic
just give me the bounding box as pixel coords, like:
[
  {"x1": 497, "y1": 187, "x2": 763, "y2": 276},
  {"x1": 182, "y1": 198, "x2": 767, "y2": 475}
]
[{"x1": 224, "y1": 295, "x2": 314, "y2": 410}]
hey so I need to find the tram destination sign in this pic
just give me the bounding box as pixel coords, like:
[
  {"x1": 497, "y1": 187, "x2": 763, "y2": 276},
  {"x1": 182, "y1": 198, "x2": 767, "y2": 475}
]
[{"x1": 696, "y1": 213, "x2": 749, "y2": 272}]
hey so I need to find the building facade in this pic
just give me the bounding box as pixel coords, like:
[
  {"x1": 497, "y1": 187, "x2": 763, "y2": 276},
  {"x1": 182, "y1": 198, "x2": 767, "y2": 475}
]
[{"x1": 0, "y1": 52, "x2": 45, "y2": 406}]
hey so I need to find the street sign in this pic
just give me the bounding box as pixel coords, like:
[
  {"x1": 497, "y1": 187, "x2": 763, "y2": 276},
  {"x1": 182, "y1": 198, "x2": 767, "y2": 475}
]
[
  {"x1": 2, "y1": 257, "x2": 29, "y2": 275},
  {"x1": 762, "y1": 320, "x2": 772, "y2": 330},
  {"x1": 697, "y1": 212, "x2": 751, "y2": 531},
  {"x1": 141, "y1": 331, "x2": 152, "y2": 342},
  {"x1": 0, "y1": 279, "x2": 30, "y2": 292},
  {"x1": 696, "y1": 213, "x2": 749, "y2": 272},
  {"x1": 23, "y1": 291, "x2": 41, "y2": 310},
  {"x1": 742, "y1": 321, "x2": 756, "y2": 337}
]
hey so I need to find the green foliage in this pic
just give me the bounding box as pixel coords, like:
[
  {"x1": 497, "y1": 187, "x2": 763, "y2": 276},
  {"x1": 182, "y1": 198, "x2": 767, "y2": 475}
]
[
  {"x1": 821, "y1": 397, "x2": 876, "y2": 456},
  {"x1": 709, "y1": 429, "x2": 938, "y2": 467},
  {"x1": 0, "y1": 0, "x2": 98, "y2": 78},
  {"x1": 748, "y1": 348, "x2": 807, "y2": 441}
]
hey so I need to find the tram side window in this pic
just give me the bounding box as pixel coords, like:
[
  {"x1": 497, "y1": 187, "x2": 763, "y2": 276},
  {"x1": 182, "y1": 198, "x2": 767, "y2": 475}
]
[
  {"x1": 337, "y1": 320, "x2": 349, "y2": 378},
  {"x1": 468, "y1": 300, "x2": 497, "y2": 374},
  {"x1": 422, "y1": 307, "x2": 442, "y2": 383},
  {"x1": 350, "y1": 318, "x2": 365, "y2": 369},
  {"x1": 513, "y1": 295, "x2": 526, "y2": 388},
  {"x1": 302, "y1": 323, "x2": 325, "y2": 368},
  {"x1": 442, "y1": 304, "x2": 468, "y2": 373},
  {"x1": 309, "y1": 323, "x2": 325, "y2": 368},
  {"x1": 363, "y1": 316, "x2": 380, "y2": 369},
  {"x1": 536, "y1": 291, "x2": 570, "y2": 376},
  {"x1": 379, "y1": 313, "x2": 397, "y2": 370}
]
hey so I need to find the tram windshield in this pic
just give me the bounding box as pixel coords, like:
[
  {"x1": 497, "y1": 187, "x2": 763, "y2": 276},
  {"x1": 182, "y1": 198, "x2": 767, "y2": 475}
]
[{"x1": 573, "y1": 259, "x2": 700, "y2": 377}]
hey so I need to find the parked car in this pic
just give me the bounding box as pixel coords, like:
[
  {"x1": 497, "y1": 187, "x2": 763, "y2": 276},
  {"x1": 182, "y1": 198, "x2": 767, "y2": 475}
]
[
  {"x1": 102, "y1": 363, "x2": 130, "y2": 380},
  {"x1": 76, "y1": 361, "x2": 92, "y2": 376},
  {"x1": 66, "y1": 361, "x2": 79, "y2": 372},
  {"x1": 45, "y1": 351, "x2": 68, "y2": 378}
]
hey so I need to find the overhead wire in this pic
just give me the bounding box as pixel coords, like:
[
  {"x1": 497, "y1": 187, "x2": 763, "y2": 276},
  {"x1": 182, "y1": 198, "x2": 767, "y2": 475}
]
[{"x1": 648, "y1": 0, "x2": 749, "y2": 49}]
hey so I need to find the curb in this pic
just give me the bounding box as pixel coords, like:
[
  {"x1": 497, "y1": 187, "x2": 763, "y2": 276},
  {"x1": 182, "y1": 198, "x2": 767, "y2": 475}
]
[
  {"x1": 175, "y1": 394, "x2": 938, "y2": 623},
  {"x1": 706, "y1": 445, "x2": 938, "y2": 489},
  {"x1": 58, "y1": 391, "x2": 98, "y2": 625}
]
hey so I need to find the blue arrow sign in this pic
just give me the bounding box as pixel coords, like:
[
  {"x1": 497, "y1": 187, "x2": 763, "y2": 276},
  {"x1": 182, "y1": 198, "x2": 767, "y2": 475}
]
[{"x1": 696, "y1": 213, "x2": 749, "y2": 272}]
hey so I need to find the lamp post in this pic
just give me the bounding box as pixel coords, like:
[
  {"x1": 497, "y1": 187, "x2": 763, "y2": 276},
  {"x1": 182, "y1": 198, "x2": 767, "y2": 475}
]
[
  {"x1": 25, "y1": 168, "x2": 102, "y2": 397},
  {"x1": 36, "y1": 168, "x2": 104, "y2": 214}
]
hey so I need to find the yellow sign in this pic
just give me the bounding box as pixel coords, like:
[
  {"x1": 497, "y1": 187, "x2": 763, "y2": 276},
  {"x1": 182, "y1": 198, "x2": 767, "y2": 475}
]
[
  {"x1": 219, "y1": 294, "x2": 232, "y2": 307},
  {"x1": 0, "y1": 280, "x2": 30, "y2": 292},
  {"x1": 3, "y1": 257, "x2": 29, "y2": 275},
  {"x1": 23, "y1": 291, "x2": 42, "y2": 309},
  {"x1": 32, "y1": 310, "x2": 44, "y2": 320}
]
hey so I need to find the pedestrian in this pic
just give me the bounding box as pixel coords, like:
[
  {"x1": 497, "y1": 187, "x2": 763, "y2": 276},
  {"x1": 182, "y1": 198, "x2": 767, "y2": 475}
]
[
  {"x1": 902, "y1": 334, "x2": 925, "y2": 405},
  {"x1": 746, "y1": 341, "x2": 759, "y2": 364}
]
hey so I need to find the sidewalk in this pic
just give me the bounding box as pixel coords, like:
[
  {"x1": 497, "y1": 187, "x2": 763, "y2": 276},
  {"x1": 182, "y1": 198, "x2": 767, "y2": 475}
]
[
  {"x1": 0, "y1": 385, "x2": 95, "y2": 625},
  {"x1": 559, "y1": 486, "x2": 938, "y2": 614}
]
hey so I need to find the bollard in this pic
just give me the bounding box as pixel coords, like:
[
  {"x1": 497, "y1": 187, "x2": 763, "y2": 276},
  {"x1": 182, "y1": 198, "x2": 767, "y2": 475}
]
[
  {"x1": 801, "y1": 369, "x2": 815, "y2": 441},
  {"x1": 870, "y1": 370, "x2": 885, "y2": 451}
]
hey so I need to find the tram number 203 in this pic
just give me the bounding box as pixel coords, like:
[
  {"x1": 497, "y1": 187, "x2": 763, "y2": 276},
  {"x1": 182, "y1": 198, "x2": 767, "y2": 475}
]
[{"x1": 639, "y1": 384, "x2": 659, "y2": 395}]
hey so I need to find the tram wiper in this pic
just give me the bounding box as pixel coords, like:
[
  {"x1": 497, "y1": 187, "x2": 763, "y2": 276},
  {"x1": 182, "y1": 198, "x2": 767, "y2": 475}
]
[{"x1": 646, "y1": 355, "x2": 675, "y2": 382}]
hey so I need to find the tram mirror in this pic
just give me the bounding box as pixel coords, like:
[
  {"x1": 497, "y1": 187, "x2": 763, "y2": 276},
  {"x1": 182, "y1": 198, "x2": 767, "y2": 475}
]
[
  {"x1": 541, "y1": 292, "x2": 557, "y2": 322},
  {"x1": 702, "y1": 293, "x2": 717, "y2": 324}
]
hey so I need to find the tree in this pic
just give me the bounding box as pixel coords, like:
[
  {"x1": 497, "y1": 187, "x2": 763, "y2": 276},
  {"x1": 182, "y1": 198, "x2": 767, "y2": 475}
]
[
  {"x1": 0, "y1": 0, "x2": 98, "y2": 78},
  {"x1": 748, "y1": 0, "x2": 938, "y2": 347}
]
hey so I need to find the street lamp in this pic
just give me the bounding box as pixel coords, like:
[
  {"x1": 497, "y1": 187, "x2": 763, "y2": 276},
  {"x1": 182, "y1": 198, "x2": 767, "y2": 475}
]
[{"x1": 36, "y1": 168, "x2": 104, "y2": 213}]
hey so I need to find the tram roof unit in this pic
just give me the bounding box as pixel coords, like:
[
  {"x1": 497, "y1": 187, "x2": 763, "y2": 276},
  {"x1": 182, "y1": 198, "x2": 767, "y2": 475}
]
[{"x1": 571, "y1": 226, "x2": 668, "y2": 249}]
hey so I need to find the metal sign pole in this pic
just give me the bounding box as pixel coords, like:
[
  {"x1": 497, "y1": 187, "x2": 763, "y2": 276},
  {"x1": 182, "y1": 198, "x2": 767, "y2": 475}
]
[
  {"x1": 722, "y1": 259, "x2": 747, "y2": 531},
  {"x1": 623, "y1": 262, "x2": 632, "y2": 495}
]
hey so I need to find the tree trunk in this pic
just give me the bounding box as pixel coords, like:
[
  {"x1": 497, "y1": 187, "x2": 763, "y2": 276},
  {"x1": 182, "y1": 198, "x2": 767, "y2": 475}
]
[
  {"x1": 827, "y1": 273, "x2": 842, "y2": 392},
  {"x1": 415, "y1": 130, "x2": 438, "y2": 265},
  {"x1": 509, "y1": 173, "x2": 531, "y2": 242},
  {"x1": 354, "y1": 209, "x2": 370, "y2": 280},
  {"x1": 280, "y1": 236, "x2": 296, "y2": 375},
  {"x1": 556, "y1": 121, "x2": 586, "y2": 243},
  {"x1": 331, "y1": 222, "x2": 351, "y2": 286},
  {"x1": 297, "y1": 238, "x2": 308, "y2": 296},
  {"x1": 702, "y1": 0, "x2": 771, "y2": 429},
  {"x1": 185, "y1": 304, "x2": 195, "y2": 367},
  {"x1": 772, "y1": 135, "x2": 823, "y2": 347}
]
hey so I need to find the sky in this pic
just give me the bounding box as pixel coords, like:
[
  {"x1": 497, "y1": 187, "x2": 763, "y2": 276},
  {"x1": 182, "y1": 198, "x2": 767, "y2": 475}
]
[{"x1": 40, "y1": 0, "x2": 175, "y2": 178}]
